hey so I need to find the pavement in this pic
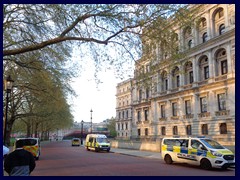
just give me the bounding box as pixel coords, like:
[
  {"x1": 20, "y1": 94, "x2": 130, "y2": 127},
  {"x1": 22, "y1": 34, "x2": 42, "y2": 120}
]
[{"x1": 110, "y1": 148, "x2": 162, "y2": 160}]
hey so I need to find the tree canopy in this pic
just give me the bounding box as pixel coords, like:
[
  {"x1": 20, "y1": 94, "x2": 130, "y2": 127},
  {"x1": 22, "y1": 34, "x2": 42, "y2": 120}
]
[{"x1": 3, "y1": 4, "x2": 191, "y2": 144}]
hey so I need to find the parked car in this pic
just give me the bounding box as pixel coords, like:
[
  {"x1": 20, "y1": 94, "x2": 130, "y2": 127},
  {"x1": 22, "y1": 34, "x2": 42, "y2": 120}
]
[{"x1": 72, "y1": 138, "x2": 80, "y2": 146}]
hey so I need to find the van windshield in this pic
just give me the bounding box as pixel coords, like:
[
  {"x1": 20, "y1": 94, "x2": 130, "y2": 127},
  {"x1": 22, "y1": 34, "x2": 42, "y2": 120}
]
[
  {"x1": 97, "y1": 138, "x2": 108, "y2": 143},
  {"x1": 201, "y1": 139, "x2": 225, "y2": 149}
]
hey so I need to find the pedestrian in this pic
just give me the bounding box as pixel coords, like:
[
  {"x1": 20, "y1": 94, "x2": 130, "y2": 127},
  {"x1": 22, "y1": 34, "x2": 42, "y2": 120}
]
[
  {"x1": 3, "y1": 145, "x2": 9, "y2": 158},
  {"x1": 4, "y1": 139, "x2": 36, "y2": 176}
]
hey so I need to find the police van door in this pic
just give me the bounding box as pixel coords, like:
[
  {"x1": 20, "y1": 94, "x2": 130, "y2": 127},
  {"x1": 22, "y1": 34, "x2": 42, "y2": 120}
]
[{"x1": 189, "y1": 139, "x2": 207, "y2": 165}]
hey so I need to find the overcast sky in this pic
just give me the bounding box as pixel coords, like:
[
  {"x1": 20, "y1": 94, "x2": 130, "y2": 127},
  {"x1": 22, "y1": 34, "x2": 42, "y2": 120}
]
[{"x1": 67, "y1": 49, "x2": 134, "y2": 124}]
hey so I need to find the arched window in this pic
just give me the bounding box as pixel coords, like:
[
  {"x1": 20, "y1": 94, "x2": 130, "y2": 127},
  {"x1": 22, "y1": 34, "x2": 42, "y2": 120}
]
[
  {"x1": 199, "y1": 56, "x2": 209, "y2": 80},
  {"x1": 219, "y1": 24, "x2": 225, "y2": 35},
  {"x1": 215, "y1": 49, "x2": 228, "y2": 76},
  {"x1": 184, "y1": 26, "x2": 192, "y2": 49},
  {"x1": 188, "y1": 40, "x2": 192, "y2": 49},
  {"x1": 138, "y1": 89, "x2": 142, "y2": 101},
  {"x1": 161, "y1": 71, "x2": 168, "y2": 91},
  {"x1": 213, "y1": 8, "x2": 224, "y2": 37},
  {"x1": 202, "y1": 32, "x2": 208, "y2": 43},
  {"x1": 172, "y1": 67, "x2": 180, "y2": 88},
  {"x1": 184, "y1": 61, "x2": 193, "y2": 84}
]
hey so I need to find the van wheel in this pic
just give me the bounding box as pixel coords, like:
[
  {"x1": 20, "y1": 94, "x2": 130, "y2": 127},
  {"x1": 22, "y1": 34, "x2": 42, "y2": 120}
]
[
  {"x1": 200, "y1": 159, "x2": 212, "y2": 170},
  {"x1": 164, "y1": 154, "x2": 173, "y2": 164},
  {"x1": 86, "y1": 147, "x2": 90, "y2": 151}
]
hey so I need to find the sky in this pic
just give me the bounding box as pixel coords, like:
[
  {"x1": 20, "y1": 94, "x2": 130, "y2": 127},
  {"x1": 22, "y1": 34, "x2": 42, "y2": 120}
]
[{"x1": 68, "y1": 51, "x2": 134, "y2": 124}]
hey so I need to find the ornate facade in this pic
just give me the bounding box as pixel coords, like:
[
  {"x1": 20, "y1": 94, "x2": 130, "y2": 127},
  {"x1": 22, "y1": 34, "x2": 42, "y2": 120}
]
[{"x1": 116, "y1": 4, "x2": 235, "y2": 145}]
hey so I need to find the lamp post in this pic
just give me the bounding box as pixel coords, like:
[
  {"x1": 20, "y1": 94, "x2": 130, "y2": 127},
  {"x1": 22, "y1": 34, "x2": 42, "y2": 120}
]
[
  {"x1": 81, "y1": 120, "x2": 84, "y2": 145},
  {"x1": 4, "y1": 75, "x2": 14, "y2": 146},
  {"x1": 90, "y1": 109, "x2": 93, "y2": 133}
]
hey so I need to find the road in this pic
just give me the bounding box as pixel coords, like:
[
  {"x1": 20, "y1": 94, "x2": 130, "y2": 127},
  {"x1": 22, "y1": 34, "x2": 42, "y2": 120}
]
[{"x1": 30, "y1": 140, "x2": 235, "y2": 176}]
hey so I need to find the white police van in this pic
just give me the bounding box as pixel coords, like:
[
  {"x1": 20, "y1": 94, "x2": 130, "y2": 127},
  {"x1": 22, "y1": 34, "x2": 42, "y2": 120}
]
[
  {"x1": 85, "y1": 134, "x2": 110, "y2": 152},
  {"x1": 161, "y1": 136, "x2": 235, "y2": 170}
]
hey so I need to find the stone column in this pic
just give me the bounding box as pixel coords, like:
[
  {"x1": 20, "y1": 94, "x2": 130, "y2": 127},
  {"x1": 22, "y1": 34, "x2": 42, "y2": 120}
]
[
  {"x1": 226, "y1": 43, "x2": 233, "y2": 77},
  {"x1": 206, "y1": 10, "x2": 213, "y2": 39},
  {"x1": 207, "y1": 50, "x2": 215, "y2": 82},
  {"x1": 192, "y1": 56, "x2": 199, "y2": 86}
]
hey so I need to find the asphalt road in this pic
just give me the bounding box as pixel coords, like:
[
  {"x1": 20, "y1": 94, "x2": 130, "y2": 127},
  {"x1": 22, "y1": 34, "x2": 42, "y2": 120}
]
[{"x1": 29, "y1": 140, "x2": 235, "y2": 176}]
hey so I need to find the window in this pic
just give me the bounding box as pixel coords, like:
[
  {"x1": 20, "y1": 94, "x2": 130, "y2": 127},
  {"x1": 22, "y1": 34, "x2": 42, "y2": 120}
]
[
  {"x1": 221, "y1": 60, "x2": 228, "y2": 75},
  {"x1": 137, "y1": 110, "x2": 141, "y2": 121},
  {"x1": 185, "y1": 100, "x2": 191, "y2": 115},
  {"x1": 138, "y1": 129, "x2": 141, "y2": 136},
  {"x1": 118, "y1": 112, "x2": 121, "y2": 119},
  {"x1": 126, "y1": 110, "x2": 128, "y2": 119},
  {"x1": 161, "y1": 126, "x2": 166, "y2": 135},
  {"x1": 145, "y1": 128, "x2": 148, "y2": 136},
  {"x1": 199, "y1": 57, "x2": 209, "y2": 81},
  {"x1": 191, "y1": 140, "x2": 202, "y2": 149},
  {"x1": 185, "y1": 61, "x2": 193, "y2": 84},
  {"x1": 165, "y1": 79, "x2": 168, "y2": 91},
  {"x1": 139, "y1": 90, "x2": 142, "y2": 101},
  {"x1": 219, "y1": 24, "x2": 225, "y2": 35},
  {"x1": 220, "y1": 123, "x2": 227, "y2": 134},
  {"x1": 173, "y1": 67, "x2": 180, "y2": 88},
  {"x1": 186, "y1": 125, "x2": 192, "y2": 135},
  {"x1": 202, "y1": 32, "x2": 208, "y2": 43},
  {"x1": 118, "y1": 123, "x2": 120, "y2": 130},
  {"x1": 173, "y1": 126, "x2": 178, "y2": 135},
  {"x1": 200, "y1": 97, "x2": 207, "y2": 113},
  {"x1": 146, "y1": 88, "x2": 149, "y2": 99},
  {"x1": 153, "y1": 81, "x2": 158, "y2": 93},
  {"x1": 218, "y1": 93, "x2": 226, "y2": 111},
  {"x1": 189, "y1": 71, "x2": 194, "y2": 83},
  {"x1": 176, "y1": 75, "x2": 180, "y2": 87},
  {"x1": 188, "y1": 40, "x2": 192, "y2": 49},
  {"x1": 122, "y1": 111, "x2": 124, "y2": 119},
  {"x1": 172, "y1": 102, "x2": 177, "y2": 116},
  {"x1": 121, "y1": 124, "x2": 124, "y2": 130},
  {"x1": 162, "y1": 71, "x2": 168, "y2": 91},
  {"x1": 201, "y1": 124, "x2": 208, "y2": 135},
  {"x1": 161, "y1": 105, "x2": 166, "y2": 118},
  {"x1": 204, "y1": 66, "x2": 209, "y2": 79},
  {"x1": 144, "y1": 109, "x2": 148, "y2": 121},
  {"x1": 125, "y1": 123, "x2": 128, "y2": 130}
]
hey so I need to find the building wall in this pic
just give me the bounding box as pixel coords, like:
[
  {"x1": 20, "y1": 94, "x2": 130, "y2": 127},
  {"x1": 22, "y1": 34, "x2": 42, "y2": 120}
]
[
  {"x1": 117, "y1": 4, "x2": 235, "y2": 145},
  {"x1": 115, "y1": 79, "x2": 133, "y2": 139}
]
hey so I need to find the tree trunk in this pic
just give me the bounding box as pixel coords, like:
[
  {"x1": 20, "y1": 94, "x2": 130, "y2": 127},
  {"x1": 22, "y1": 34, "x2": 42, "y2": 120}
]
[{"x1": 27, "y1": 124, "x2": 31, "y2": 137}]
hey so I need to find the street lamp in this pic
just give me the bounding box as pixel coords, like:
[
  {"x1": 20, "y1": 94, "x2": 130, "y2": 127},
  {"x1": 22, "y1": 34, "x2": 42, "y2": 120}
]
[
  {"x1": 81, "y1": 120, "x2": 84, "y2": 145},
  {"x1": 4, "y1": 75, "x2": 14, "y2": 146},
  {"x1": 90, "y1": 109, "x2": 93, "y2": 133}
]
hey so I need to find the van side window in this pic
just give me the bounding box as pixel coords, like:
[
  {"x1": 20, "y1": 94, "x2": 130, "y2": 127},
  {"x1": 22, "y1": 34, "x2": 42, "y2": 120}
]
[
  {"x1": 191, "y1": 140, "x2": 202, "y2": 149},
  {"x1": 180, "y1": 139, "x2": 188, "y2": 147}
]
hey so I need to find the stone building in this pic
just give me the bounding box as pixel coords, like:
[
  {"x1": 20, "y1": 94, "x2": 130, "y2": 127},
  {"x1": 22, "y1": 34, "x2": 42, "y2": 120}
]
[
  {"x1": 115, "y1": 79, "x2": 133, "y2": 139},
  {"x1": 116, "y1": 4, "x2": 235, "y2": 145}
]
